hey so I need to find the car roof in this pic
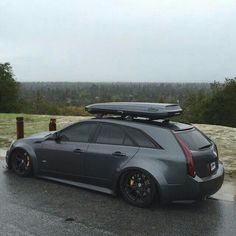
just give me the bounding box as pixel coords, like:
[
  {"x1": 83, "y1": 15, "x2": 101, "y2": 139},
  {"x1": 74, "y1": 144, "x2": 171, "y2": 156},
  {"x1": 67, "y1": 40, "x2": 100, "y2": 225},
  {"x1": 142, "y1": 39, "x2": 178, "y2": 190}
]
[{"x1": 81, "y1": 117, "x2": 193, "y2": 132}]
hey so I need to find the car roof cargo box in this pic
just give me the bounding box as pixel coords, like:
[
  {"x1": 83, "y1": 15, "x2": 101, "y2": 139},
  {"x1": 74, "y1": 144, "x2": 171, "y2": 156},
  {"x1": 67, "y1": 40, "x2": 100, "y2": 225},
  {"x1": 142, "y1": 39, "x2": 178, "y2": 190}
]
[{"x1": 85, "y1": 102, "x2": 182, "y2": 120}]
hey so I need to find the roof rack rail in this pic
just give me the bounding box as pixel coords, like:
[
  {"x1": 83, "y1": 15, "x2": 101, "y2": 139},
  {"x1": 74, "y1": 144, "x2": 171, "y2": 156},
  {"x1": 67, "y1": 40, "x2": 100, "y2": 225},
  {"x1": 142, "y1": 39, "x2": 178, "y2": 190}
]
[
  {"x1": 162, "y1": 119, "x2": 170, "y2": 124},
  {"x1": 122, "y1": 115, "x2": 134, "y2": 121},
  {"x1": 95, "y1": 114, "x2": 104, "y2": 119}
]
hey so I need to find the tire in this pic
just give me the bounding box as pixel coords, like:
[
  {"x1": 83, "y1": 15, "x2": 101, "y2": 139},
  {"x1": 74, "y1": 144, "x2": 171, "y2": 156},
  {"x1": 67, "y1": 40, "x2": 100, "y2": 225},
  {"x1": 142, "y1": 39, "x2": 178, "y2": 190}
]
[
  {"x1": 11, "y1": 149, "x2": 33, "y2": 177},
  {"x1": 119, "y1": 170, "x2": 157, "y2": 207}
]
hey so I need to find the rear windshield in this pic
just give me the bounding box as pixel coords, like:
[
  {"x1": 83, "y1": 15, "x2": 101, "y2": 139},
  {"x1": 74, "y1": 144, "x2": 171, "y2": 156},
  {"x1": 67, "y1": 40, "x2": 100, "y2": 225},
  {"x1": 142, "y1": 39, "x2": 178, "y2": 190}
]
[{"x1": 176, "y1": 128, "x2": 211, "y2": 151}]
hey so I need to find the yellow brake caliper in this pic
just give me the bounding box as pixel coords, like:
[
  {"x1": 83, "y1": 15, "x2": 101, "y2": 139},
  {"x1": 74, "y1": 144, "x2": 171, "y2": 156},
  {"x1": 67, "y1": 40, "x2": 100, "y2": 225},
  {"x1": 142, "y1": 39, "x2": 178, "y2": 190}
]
[{"x1": 129, "y1": 176, "x2": 135, "y2": 187}]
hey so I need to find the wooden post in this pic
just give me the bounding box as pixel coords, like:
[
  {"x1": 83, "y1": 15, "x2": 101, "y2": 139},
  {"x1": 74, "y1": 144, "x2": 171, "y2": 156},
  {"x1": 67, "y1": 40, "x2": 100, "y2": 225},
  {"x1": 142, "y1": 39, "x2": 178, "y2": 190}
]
[
  {"x1": 16, "y1": 117, "x2": 24, "y2": 139},
  {"x1": 49, "y1": 118, "x2": 56, "y2": 131}
]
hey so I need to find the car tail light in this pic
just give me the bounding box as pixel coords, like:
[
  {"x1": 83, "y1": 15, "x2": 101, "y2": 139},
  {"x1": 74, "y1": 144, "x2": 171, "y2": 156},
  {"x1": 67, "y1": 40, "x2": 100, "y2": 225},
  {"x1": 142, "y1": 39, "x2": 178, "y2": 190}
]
[{"x1": 175, "y1": 134, "x2": 196, "y2": 177}]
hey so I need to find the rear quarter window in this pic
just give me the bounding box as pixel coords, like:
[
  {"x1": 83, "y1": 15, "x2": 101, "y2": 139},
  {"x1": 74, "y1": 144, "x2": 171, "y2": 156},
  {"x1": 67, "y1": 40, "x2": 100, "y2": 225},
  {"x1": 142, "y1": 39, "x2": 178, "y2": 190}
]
[
  {"x1": 125, "y1": 127, "x2": 156, "y2": 148},
  {"x1": 176, "y1": 128, "x2": 211, "y2": 151}
]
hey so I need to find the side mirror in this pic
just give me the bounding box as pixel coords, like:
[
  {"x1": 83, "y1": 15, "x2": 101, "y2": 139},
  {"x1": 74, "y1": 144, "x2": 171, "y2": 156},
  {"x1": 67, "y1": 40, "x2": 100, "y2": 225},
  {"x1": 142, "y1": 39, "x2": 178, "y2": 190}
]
[
  {"x1": 48, "y1": 132, "x2": 68, "y2": 142},
  {"x1": 53, "y1": 132, "x2": 61, "y2": 142},
  {"x1": 45, "y1": 132, "x2": 60, "y2": 141}
]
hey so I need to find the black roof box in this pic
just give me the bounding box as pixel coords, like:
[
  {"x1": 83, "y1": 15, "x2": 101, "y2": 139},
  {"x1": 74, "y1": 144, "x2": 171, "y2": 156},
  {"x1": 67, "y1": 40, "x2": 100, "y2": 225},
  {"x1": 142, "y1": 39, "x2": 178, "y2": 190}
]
[{"x1": 85, "y1": 102, "x2": 182, "y2": 119}]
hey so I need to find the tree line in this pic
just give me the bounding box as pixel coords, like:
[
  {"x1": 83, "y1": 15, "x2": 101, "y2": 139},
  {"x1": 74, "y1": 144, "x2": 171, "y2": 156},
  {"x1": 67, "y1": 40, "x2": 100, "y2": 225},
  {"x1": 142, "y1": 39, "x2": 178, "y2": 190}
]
[{"x1": 1, "y1": 62, "x2": 236, "y2": 127}]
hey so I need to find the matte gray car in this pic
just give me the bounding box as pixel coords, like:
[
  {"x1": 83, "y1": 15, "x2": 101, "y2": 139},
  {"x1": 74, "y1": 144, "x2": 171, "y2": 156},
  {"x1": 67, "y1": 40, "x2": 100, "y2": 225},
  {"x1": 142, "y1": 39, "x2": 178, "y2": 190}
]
[{"x1": 6, "y1": 118, "x2": 224, "y2": 207}]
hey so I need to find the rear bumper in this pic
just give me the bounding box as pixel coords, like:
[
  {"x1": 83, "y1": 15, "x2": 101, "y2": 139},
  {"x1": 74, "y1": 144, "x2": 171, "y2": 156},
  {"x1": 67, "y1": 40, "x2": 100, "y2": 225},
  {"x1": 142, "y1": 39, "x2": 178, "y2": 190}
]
[
  {"x1": 197, "y1": 163, "x2": 224, "y2": 198},
  {"x1": 160, "y1": 162, "x2": 224, "y2": 203}
]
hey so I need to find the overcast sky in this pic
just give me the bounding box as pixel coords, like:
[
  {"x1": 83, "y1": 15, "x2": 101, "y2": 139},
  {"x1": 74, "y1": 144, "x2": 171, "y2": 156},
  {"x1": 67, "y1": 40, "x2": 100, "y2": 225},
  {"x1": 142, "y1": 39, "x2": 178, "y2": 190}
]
[{"x1": 0, "y1": 0, "x2": 235, "y2": 82}]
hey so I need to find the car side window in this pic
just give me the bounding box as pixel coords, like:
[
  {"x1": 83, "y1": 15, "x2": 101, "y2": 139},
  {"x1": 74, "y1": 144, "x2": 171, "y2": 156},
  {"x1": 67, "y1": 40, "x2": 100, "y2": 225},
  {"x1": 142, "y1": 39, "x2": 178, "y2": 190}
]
[
  {"x1": 60, "y1": 123, "x2": 97, "y2": 142},
  {"x1": 123, "y1": 135, "x2": 134, "y2": 146},
  {"x1": 125, "y1": 127, "x2": 156, "y2": 148},
  {"x1": 96, "y1": 124, "x2": 128, "y2": 145}
]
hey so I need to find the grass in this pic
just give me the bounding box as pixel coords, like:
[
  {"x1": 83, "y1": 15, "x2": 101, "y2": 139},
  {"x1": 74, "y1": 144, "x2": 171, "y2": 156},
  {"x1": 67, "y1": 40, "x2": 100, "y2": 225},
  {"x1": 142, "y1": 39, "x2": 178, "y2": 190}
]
[
  {"x1": 0, "y1": 113, "x2": 89, "y2": 147},
  {"x1": 0, "y1": 113, "x2": 235, "y2": 177}
]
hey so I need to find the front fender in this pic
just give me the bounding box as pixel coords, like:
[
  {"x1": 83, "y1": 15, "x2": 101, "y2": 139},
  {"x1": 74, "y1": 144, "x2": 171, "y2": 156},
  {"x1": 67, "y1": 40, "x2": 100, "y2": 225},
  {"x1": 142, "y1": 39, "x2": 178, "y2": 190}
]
[{"x1": 8, "y1": 142, "x2": 39, "y2": 175}]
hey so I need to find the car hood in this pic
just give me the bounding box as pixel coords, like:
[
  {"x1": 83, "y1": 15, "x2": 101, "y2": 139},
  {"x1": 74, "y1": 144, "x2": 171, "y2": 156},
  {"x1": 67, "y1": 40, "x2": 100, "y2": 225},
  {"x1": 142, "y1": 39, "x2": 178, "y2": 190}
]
[{"x1": 25, "y1": 131, "x2": 57, "y2": 140}]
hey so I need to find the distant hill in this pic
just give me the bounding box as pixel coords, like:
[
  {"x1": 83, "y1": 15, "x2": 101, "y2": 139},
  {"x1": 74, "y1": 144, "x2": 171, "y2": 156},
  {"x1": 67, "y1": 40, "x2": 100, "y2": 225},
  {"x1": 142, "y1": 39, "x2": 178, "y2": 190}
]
[{"x1": 19, "y1": 82, "x2": 211, "y2": 106}]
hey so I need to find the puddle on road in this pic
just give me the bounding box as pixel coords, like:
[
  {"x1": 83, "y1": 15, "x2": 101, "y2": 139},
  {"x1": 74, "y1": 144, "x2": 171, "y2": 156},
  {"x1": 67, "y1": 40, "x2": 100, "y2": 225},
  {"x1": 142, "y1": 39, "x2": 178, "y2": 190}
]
[{"x1": 212, "y1": 177, "x2": 236, "y2": 202}]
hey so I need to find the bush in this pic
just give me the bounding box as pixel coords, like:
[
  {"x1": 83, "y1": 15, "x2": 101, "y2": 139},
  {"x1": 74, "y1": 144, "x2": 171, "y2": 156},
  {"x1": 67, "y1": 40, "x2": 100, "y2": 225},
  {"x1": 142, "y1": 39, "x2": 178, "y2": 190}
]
[{"x1": 182, "y1": 78, "x2": 236, "y2": 127}]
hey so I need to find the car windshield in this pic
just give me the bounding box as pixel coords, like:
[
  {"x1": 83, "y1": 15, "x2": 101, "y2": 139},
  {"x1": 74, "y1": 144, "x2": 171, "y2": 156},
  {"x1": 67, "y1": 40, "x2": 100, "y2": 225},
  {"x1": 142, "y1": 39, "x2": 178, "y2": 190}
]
[{"x1": 176, "y1": 128, "x2": 211, "y2": 151}]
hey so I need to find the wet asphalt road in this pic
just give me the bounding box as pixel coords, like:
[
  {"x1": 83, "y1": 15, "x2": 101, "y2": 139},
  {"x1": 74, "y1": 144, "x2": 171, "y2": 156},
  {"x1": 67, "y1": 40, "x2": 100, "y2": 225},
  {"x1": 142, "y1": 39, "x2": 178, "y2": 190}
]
[{"x1": 0, "y1": 161, "x2": 235, "y2": 236}]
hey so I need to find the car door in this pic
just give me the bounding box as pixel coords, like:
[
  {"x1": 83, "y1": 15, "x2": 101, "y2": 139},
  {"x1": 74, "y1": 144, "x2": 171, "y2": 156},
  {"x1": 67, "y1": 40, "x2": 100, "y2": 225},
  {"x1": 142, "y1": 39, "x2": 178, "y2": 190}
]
[
  {"x1": 84, "y1": 123, "x2": 139, "y2": 188},
  {"x1": 36, "y1": 122, "x2": 98, "y2": 180}
]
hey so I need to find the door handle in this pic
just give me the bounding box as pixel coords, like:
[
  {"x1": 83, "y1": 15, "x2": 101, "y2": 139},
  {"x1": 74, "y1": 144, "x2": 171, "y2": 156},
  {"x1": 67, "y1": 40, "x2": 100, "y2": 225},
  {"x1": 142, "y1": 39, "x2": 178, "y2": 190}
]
[
  {"x1": 73, "y1": 148, "x2": 84, "y2": 154},
  {"x1": 112, "y1": 151, "x2": 126, "y2": 157}
]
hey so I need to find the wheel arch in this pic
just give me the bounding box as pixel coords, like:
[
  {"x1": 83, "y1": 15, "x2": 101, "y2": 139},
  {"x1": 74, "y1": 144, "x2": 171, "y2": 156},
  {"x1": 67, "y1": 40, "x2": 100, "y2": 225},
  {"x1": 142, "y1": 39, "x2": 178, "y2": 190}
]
[
  {"x1": 8, "y1": 144, "x2": 38, "y2": 174},
  {"x1": 113, "y1": 166, "x2": 164, "y2": 200}
]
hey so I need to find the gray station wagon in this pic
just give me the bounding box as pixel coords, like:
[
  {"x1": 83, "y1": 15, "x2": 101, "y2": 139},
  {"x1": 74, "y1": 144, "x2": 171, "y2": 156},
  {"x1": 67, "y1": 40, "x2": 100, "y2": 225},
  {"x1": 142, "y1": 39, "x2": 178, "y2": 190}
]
[{"x1": 6, "y1": 103, "x2": 224, "y2": 207}]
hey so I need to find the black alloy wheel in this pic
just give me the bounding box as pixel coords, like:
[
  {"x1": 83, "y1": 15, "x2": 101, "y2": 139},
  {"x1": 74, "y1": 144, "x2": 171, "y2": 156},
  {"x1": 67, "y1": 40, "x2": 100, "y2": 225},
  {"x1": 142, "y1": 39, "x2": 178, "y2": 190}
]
[
  {"x1": 120, "y1": 170, "x2": 156, "y2": 207},
  {"x1": 11, "y1": 149, "x2": 33, "y2": 177}
]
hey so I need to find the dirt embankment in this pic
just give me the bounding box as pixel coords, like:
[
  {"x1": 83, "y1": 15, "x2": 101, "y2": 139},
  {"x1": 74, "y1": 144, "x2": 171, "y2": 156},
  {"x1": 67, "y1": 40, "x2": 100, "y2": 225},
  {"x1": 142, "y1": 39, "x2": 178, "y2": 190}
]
[{"x1": 194, "y1": 124, "x2": 236, "y2": 178}]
